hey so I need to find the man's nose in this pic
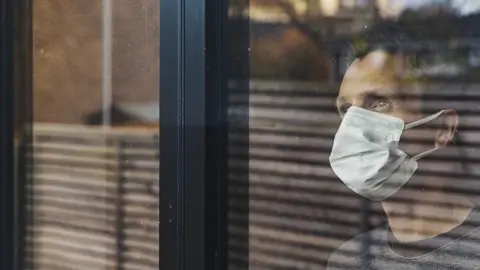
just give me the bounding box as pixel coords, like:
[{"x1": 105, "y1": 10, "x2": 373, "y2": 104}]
[{"x1": 350, "y1": 98, "x2": 364, "y2": 109}]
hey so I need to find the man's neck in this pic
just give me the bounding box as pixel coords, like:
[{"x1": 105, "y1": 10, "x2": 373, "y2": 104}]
[{"x1": 381, "y1": 193, "x2": 474, "y2": 242}]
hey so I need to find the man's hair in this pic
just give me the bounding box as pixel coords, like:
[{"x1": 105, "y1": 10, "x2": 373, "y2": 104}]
[
  {"x1": 347, "y1": 24, "x2": 427, "y2": 86},
  {"x1": 349, "y1": 23, "x2": 425, "y2": 59}
]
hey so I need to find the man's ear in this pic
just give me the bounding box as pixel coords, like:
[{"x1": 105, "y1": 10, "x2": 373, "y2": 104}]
[{"x1": 435, "y1": 109, "x2": 459, "y2": 148}]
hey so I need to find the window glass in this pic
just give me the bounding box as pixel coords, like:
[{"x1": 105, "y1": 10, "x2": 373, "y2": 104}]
[
  {"x1": 16, "y1": 1, "x2": 159, "y2": 269},
  {"x1": 227, "y1": 1, "x2": 480, "y2": 269}
]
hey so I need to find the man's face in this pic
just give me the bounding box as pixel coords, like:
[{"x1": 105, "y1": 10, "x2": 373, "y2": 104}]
[{"x1": 336, "y1": 50, "x2": 433, "y2": 155}]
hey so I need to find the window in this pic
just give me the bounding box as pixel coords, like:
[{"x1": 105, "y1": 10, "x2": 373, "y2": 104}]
[
  {"x1": 13, "y1": 0, "x2": 159, "y2": 269},
  {"x1": 10, "y1": 1, "x2": 480, "y2": 270},
  {"x1": 226, "y1": 0, "x2": 480, "y2": 269}
]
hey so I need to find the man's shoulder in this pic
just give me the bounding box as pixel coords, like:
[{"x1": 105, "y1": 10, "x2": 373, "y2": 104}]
[
  {"x1": 326, "y1": 225, "x2": 387, "y2": 270},
  {"x1": 449, "y1": 226, "x2": 480, "y2": 252},
  {"x1": 326, "y1": 223, "x2": 480, "y2": 270}
]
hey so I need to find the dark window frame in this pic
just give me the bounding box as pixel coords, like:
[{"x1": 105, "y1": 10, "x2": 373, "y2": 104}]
[
  {"x1": 13, "y1": 1, "x2": 33, "y2": 270},
  {"x1": 160, "y1": 0, "x2": 229, "y2": 269},
  {"x1": 0, "y1": 0, "x2": 17, "y2": 269}
]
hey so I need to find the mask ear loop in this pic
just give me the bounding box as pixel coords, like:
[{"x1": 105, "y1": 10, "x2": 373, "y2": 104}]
[
  {"x1": 404, "y1": 110, "x2": 445, "y2": 130},
  {"x1": 412, "y1": 148, "x2": 437, "y2": 161},
  {"x1": 405, "y1": 110, "x2": 446, "y2": 161}
]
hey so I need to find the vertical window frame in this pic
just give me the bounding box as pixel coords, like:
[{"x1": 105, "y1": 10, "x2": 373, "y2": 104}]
[
  {"x1": 160, "y1": 0, "x2": 228, "y2": 269},
  {"x1": 0, "y1": 0, "x2": 16, "y2": 269},
  {"x1": 160, "y1": 0, "x2": 232, "y2": 269}
]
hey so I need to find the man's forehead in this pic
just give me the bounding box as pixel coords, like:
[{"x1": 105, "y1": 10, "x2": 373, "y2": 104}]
[
  {"x1": 338, "y1": 50, "x2": 422, "y2": 99},
  {"x1": 345, "y1": 50, "x2": 404, "y2": 82}
]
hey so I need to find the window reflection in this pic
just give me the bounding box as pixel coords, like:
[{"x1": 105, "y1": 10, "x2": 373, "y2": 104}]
[
  {"x1": 18, "y1": 1, "x2": 159, "y2": 269},
  {"x1": 228, "y1": 0, "x2": 480, "y2": 269}
]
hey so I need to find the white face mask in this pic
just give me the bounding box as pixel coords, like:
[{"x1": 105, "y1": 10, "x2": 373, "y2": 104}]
[{"x1": 329, "y1": 106, "x2": 445, "y2": 201}]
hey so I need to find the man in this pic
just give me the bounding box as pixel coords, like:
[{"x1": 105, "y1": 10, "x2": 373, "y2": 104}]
[{"x1": 326, "y1": 48, "x2": 480, "y2": 269}]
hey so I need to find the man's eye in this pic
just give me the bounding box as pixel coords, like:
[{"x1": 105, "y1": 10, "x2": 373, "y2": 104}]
[{"x1": 370, "y1": 100, "x2": 391, "y2": 111}]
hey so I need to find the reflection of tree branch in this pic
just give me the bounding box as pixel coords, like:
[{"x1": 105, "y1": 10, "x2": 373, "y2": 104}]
[
  {"x1": 451, "y1": 0, "x2": 468, "y2": 13},
  {"x1": 279, "y1": 0, "x2": 325, "y2": 52},
  {"x1": 257, "y1": 0, "x2": 325, "y2": 52}
]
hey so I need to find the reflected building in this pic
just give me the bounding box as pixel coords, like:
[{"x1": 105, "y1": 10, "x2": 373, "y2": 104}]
[
  {"x1": 322, "y1": 0, "x2": 380, "y2": 36},
  {"x1": 241, "y1": 0, "x2": 380, "y2": 37}
]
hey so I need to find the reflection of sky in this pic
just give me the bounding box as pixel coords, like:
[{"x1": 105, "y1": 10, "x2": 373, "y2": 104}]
[{"x1": 379, "y1": 0, "x2": 480, "y2": 16}]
